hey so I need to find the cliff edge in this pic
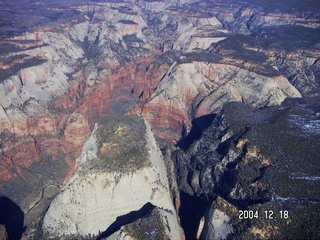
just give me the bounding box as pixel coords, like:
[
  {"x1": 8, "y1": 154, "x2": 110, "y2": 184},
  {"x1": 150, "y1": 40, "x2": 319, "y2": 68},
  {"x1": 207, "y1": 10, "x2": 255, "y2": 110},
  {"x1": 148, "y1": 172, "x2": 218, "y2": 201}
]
[{"x1": 41, "y1": 115, "x2": 182, "y2": 239}]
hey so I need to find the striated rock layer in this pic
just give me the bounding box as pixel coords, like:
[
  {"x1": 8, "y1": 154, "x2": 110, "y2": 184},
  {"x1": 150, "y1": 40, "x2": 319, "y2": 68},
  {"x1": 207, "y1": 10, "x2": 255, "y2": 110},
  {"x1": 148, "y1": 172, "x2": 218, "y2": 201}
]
[
  {"x1": 135, "y1": 61, "x2": 301, "y2": 145},
  {"x1": 42, "y1": 115, "x2": 182, "y2": 239}
]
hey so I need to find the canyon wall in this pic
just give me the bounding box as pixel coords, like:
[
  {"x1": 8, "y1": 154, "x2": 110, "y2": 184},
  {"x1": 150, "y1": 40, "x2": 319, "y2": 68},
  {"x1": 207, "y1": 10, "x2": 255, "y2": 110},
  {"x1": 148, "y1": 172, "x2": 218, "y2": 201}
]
[
  {"x1": 41, "y1": 115, "x2": 182, "y2": 239},
  {"x1": 174, "y1": 97, "x2": 320, "y2": 239}
]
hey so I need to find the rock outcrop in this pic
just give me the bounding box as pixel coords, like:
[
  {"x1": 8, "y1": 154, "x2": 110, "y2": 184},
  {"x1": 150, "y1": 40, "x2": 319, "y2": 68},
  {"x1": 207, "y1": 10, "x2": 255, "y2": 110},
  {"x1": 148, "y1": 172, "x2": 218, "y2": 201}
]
[
  {"x1": 137, "y1": 61, "x2": 300, "y2": 145},
  {"x1": 200, "y1": 198, "x2": 234, "y2": 240},
  {"x1": 173, "y1": 97, "x2": 320, "y2": 239},
  {"x1": 42, "y1": 115, "x2": 182, "y2": 239}
]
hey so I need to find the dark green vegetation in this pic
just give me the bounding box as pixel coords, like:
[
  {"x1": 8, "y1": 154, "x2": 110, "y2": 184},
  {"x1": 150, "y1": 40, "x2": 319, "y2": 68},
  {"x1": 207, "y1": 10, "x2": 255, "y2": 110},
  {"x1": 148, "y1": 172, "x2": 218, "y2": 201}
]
[
  {"x1": 0, "y1": 41, "x2": 50, "y2": 82},
  {"x1": 173, "y1": 24, "x2": 319, "y2": 79},
  {"x1": 179, "y1": 51, "x2": 222, "y2": 63},
  {"x1": 95, "y1": 115, "x2": 148, "y2": 170},
  {"x1": 1, "y1": 148, "x2": 68, "y2": 206},
  {"x1": 213, "y1": 36, "x2": 280, "y2": 77},
  {"x1": 0, "y1": 57, "x2": 47, "y2": 83},
  {"x1": 124, "y1": 208, "x2": 167, "y2": 240},
  {"x1": 0, "y1": 43, "x2": 23, "y2": 55},
  {"x1": 223, "y1": 98, "x2": 320, "y2": 238},
  {"x1": 0, "y1": 1, "x2": 86, "y2": 40},
  {"x1": 243, "y1": 0, "x2": 320, "y2": 13},
  {"x1": 192, "y1": 0, "x2": 320, "y2": 13},
  {"x1": 224, "y1": 98, "x2": 320, "y2": 191},
  {"x1": 209, "y1": 25, "x2": 320, "y2": 75},
  {"x1": 252, "y1": 25, "x2": 320, "y2": 52},
  {"x1": 118, "y1": 20, "x2": 137, "y2": 25},
  {"x1": 175, "y1": 97, "x2": 320, "y2": 239},
  {"x1": 112, "y1": 6, "x2": 137, "y2": 15}
]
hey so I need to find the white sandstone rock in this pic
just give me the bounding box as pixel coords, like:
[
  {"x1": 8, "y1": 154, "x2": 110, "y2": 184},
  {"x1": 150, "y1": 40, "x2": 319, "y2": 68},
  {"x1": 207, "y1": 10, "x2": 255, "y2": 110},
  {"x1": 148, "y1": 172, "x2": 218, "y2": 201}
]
[
  {"x1": 149, "y1": 61, "x2": 301, "y2": 118},
  {"x1": 42, "y1": 116, "x2": 182, "y2": 239},
  {"x1": 201, "y1": 209, "x2": 233, "y2": 240}
]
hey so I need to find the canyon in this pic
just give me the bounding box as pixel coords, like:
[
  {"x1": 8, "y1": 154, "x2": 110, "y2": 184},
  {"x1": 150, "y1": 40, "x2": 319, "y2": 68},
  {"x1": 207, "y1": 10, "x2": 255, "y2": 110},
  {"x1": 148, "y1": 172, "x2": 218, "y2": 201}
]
[{"x1": 0, "y1": 0, "x2": 319, "y2": 239}]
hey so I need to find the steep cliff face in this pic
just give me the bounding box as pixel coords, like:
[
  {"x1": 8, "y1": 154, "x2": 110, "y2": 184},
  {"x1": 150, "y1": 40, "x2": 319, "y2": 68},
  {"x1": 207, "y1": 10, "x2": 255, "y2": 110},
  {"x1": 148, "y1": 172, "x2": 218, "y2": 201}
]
[
  {"x1": 41, "y1": 115, "x2": 182, "y2": 239},
  {"x1": 274, "y1": 51, "x2": 320, "y2": 97},
  {"x1": 0, "y1": 3, "x2": 172, "y2": 229},
  {"x1": 209, "y1": 0, "x2": 320, "y2": 34},
  {"x1": 174, "y1": 97, "x2": 320, "y2": 239},
  {"x1": 138, "y1": 61, "x2": 300, "y2": 145}
]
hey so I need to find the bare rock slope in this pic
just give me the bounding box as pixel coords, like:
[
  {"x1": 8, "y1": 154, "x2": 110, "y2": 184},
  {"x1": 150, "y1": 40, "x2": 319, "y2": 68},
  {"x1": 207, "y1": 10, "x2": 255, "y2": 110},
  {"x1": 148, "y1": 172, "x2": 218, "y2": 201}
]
[{"x1": 42, "y1": 115, "x2": 182, "y2": 239}]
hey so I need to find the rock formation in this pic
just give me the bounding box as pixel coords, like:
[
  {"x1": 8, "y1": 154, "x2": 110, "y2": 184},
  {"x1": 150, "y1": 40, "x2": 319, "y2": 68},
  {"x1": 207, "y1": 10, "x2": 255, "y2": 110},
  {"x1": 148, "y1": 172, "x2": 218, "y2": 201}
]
[
  {"x1": 137, "y1": 61, "x2": 300, "y2": 145},
  {"x1": 42, "y1": 115, "x2": 182, "y2": 239},
  {"x1": 174, "y1": 97, "x2": 320, "y2": 239}
]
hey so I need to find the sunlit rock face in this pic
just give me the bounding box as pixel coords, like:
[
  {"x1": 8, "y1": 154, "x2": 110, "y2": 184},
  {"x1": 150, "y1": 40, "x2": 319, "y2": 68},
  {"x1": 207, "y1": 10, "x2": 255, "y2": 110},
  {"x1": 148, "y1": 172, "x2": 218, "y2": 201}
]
[
  {"x1": 42, "y1": 115, "x2": 182, "y2": 239},
  {"x1": 200, "y1": 199, "x2": 234, "y2": 240},
  {"x1": 137, "y1": 61, "x2": 301, "y2": 145}
]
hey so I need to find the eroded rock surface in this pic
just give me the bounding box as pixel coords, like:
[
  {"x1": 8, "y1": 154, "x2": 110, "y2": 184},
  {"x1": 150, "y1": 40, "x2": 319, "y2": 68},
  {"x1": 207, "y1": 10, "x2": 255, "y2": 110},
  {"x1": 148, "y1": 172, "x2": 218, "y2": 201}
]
[
  {"x1": 174, "y1": 97, "x2": 320, "y2": 239},
  {"x1": 42, "y1": 115, "x2": 182, "y2": 239}
]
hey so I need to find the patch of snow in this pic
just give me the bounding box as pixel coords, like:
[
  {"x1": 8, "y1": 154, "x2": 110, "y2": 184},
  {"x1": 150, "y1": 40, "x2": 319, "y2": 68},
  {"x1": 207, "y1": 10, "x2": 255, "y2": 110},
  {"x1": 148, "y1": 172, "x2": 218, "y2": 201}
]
[
  {"x1": 205, "y1": 209, "x2": 233, "y2": 240},
  {"x1": 290, "y1": 173, "x2": 320, "y2": 181},
  {"x1": 291, "y1": 176, "x2": 320, "y2": 181},
  {"x1": 289, "y1": 114, "x2": 320, "y2": 136}
]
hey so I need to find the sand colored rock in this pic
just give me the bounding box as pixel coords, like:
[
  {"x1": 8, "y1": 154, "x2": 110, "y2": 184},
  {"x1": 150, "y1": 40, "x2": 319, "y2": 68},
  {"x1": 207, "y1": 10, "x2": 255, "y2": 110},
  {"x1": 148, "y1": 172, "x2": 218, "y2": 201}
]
[
  {"x1": 140, "y1": 61, "x2": 301, "y2": 144},
  {"x1": 42, "y1": 115, "x2": 182, "y2": 239}
]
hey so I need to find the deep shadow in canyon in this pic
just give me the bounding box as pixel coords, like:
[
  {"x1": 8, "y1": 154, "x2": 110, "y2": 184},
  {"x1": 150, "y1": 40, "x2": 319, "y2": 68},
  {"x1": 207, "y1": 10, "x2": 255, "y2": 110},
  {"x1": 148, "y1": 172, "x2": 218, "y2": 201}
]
[
  {"x1": 97, "y1": 202, "x2": 155, "y2": 239},
  {"x1": 178, "y1": 192, "x2": 211, "y2": 240},
  {"x1": 177, "y1": 114, "x2": 216, "y2": 151},
  {"x1": 0, "y1": 196, "x2": 25, "y2": 240},
  {"x1": 176, "y1": 114, "x2": 217, "y2": 239}
]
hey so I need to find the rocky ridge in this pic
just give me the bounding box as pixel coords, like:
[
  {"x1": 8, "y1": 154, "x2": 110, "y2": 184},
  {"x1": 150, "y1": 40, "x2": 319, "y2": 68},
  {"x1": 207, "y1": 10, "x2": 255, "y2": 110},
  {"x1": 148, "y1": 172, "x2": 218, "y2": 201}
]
[
  {"x1": 41, "y1": 115, "x2": 182, "y2": 239},
  {"x1": 174, "y1": 97, "x2": 320, "y2": 239},
  {"x1": 137, "y1": 61, "x2": 300, "y2": 145}
]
